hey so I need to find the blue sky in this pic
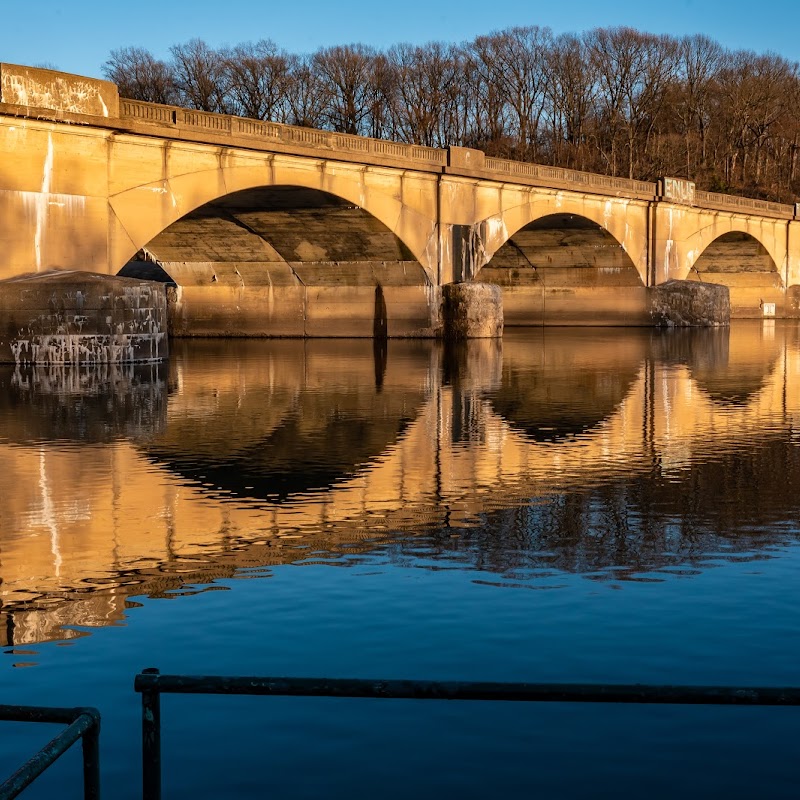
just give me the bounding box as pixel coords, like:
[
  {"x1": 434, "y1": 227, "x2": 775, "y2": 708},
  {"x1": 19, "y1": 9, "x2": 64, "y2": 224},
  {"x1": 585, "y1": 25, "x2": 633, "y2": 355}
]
[{"x1": 3, "y1": 0, "x2": 799, "y2": 79}]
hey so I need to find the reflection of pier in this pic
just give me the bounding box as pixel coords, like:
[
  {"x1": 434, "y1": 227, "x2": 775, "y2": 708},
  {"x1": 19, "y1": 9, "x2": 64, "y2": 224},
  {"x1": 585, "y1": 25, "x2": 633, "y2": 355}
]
[{"x1": 1, "y1": 325, "x2": 799, "y2": 646}]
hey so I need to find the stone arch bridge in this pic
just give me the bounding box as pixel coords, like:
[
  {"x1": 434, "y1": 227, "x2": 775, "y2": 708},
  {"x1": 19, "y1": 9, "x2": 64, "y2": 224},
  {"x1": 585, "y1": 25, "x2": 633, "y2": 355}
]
[{"x1": 1, "y1": 63, "x2": 799, "y2": 335}]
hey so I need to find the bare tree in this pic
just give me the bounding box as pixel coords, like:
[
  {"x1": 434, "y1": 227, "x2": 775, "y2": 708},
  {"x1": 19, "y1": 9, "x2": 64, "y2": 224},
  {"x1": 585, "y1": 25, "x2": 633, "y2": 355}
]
[
  {"x1": 587, "y1": 27, "x2": 679, "y2": 178},
  {"x1": 284, "y1": 54, "x2": 329, "y2": 129},
  {"x1": 465, "y1": 35, "x2": 511, "y2": 153},
  {"x1": 673, "y1": 35, "x2": 723, "y2": 177},
  {"x1": 386, "y1": 42, "x2": 461, "y2": 147},
  {"x1": 103, "y1": 46, "x2": 177, "y2": 104},
  {"x1": 312, "y1": 44, "x2": 382, "y2": 135},
  {"x1": 545, "y1": 33, "x2": 597, "y2": 170},
  {"x1": 473, "y1": 26, "x2": 553, "y2": 159},
  {"x1": 169, "y1": 39, "x2": 231, "y2": 113},
  {"x1": 223, "y1": 40, "x2": 292, "y2": 121}
]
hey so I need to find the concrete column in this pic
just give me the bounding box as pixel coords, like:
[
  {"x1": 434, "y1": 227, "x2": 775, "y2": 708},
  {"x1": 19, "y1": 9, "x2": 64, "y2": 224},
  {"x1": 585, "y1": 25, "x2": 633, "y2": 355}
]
[
  {"x1": 438, "y1": 164, "x2": 487, "y2": 287},
  {"x1": 651, "y1": 178, "x2": 697, "y2": 284},
  {"x1": 788, "y1": 219, "x2": 800, "y2": 288}
]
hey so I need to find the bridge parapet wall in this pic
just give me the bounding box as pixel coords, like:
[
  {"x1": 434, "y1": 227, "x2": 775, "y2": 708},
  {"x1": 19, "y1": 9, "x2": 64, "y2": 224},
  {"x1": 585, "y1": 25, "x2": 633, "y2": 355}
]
[
  {"x1": 483, "y1": 156, "x2": 655, "y2": 199},
  {"x1": 0, "y1": 63, "x2": 118, "y2": 119}
]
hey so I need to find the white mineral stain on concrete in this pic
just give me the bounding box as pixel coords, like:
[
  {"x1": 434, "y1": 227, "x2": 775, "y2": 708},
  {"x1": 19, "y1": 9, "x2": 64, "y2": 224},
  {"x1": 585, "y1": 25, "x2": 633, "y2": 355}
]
[
  {"x1": 1, "y1": 72, "x2": 111, "y2": 116},
  {"x1": 35, "y1": 133, "x2": 54, "y2": 271},
  {"x1": 485, "y1": 215, "x2": 509, "y2": 252},
  {"x1": 663, "y1": 208, "x2": 678, "y2": 282},
  {"x1": 8, "y1": 282, "x2": 167, "y2": 365},
  {"x1": 267, "y1": 271, "x2": 275, "y2": 318}
]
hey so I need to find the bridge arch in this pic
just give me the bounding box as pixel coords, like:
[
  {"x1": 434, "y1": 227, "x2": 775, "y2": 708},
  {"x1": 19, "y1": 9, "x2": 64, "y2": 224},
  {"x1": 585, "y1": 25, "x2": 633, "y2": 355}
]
[
  {"x1": 685, "y1": 230, "x2": 783, "y2": 317},
  {"x1": 108, "y1": 148, "x2": 438, "y2": 280},
  {"x1": 474, "y1": 204, "x2": 649, "y2": 325},
  {"x1": 678, "y1": 219, "x2": 785, "y2": 282},
  {"x1": 478, "y1": 193, "x2": 649, "y2": 283}
]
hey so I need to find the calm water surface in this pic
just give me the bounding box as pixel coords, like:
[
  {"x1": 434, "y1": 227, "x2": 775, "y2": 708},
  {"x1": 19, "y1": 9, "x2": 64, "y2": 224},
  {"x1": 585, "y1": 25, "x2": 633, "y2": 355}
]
[{"x1": 1, "y1": 325, "x2": 799, "y2": 798}]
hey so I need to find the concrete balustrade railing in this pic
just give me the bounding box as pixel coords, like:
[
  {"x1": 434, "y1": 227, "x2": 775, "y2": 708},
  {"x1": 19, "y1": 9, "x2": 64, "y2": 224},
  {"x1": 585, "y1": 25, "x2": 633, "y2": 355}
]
[
  {"x1": 119, "y1": 99, "x2": 448, "y2": 167},
  {"x1": 694, "y1": 190, "x2": 794, "y2": 219},
  {"x1": 484, "y1": 156, "x2": 656, "y2": 197},
  {"x1": 118, "y1": 98, "x2": 797, "y2": 216}
]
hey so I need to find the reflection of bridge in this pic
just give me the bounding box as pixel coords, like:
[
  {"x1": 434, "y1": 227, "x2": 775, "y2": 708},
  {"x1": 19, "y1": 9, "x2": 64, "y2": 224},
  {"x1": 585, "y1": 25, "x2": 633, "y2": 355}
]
[
  {"x1": 2, "y1": 63, "x2": 800, "y2": 333},
  {"x1": 2, "y1": 326, "x2": 800, "y2": 645}
]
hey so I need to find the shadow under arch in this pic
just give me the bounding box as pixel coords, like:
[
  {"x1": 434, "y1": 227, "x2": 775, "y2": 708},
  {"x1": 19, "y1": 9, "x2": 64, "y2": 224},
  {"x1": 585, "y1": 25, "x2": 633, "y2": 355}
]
[
  {"x1": 120, "y1": 185, "x2": 436, "y2": 337},
  {"x1": 484, "y1": 328, "x2": 648, "y2": 442},
  {"x1": 687, "y1": 231, "x2": 783, "y2": 318},
  {"x1": 474, "y1": 214, "x2": 648, "y2": 326}
]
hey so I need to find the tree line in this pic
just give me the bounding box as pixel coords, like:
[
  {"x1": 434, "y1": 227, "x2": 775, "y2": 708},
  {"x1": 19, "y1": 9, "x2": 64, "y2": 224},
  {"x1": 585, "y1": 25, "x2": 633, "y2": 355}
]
[{"x1": 103, "y1": 27, "x2": 800, "y2": 202}]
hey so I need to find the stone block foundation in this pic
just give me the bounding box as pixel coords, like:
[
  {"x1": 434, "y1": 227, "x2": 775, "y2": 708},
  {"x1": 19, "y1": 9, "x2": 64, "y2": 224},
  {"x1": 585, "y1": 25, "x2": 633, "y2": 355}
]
[
  {"x1": 0, "y1": 271, "x2": 168, "y2": 364},
  {"x1": 649, "y1": 279, "x2": 730, "y2": 327},
  {"x1": 442, "y1": 283, "x2": 503, "y2": 339}
]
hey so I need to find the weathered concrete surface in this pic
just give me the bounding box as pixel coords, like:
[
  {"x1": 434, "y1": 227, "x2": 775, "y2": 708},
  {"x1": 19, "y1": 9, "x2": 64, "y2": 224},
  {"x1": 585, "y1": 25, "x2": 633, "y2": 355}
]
[
  {"x1": 120, "y1": 258, "x2": 440, "y2": 338},
  {"x1": 0, "y1": 63, "x2": 118, "y2": 117},
  {"x1": 786, "y1": 285, "x2": 800, "y2": 317},
  {"x1": 0, "y1": 271, "x2": 168, "y2": 363},
  {"x1": 649, "y1": 279, "x2": 730, "y2": 327},
  {"x1": 443, "y1": 283, "x2": 503, "y2": 339}
]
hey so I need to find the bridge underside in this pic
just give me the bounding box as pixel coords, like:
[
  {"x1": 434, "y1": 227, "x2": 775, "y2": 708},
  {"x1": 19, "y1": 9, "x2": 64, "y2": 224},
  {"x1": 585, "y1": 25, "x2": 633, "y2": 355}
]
[
  {"x1": 687, "y1": 232, "x2": 784, "y2": 318},
  {"x1": 121, "y1": 187, "x2": 437, "y2": 338},
  {"x1": 476, "y1": 215, "x2": 649, "y2": 325}
]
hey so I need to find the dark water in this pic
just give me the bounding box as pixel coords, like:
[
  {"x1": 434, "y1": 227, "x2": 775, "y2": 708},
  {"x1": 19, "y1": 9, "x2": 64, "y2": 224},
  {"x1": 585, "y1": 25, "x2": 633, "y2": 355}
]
[{"x1": 1, "y1": 325, "x2": 799, "y2": 798}]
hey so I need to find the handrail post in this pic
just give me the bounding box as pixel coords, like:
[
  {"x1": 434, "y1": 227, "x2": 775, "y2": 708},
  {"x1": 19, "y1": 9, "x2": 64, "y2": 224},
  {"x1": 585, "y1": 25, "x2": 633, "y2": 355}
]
[
  {"x1": 141, "y1": 669, "x2": 162, "y2": 800},
  {"x1": 81, "y1": 709, "x2": 101, "y2": 800}
]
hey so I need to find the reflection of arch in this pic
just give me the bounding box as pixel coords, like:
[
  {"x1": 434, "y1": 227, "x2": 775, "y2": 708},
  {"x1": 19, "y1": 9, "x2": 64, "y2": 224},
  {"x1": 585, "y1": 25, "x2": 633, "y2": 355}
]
[
  {"x1": 688, "y1": 323, "x2": 781, "y2": 407},
  {"x1": 476, "y1": 213, "x2": 643, "y2": 287},
  {"x1": 142, "y1": 339, "x2": 428, "y2": 501},
  {"x1": 485, "y1": 329, "x2": 646, "y2": 442},
  {"x1": 108, "y1": 154, "x2": 435, "y2": 278},
  {"x1": 145, "y1": 402, "x2": 421, "y2": 501}
]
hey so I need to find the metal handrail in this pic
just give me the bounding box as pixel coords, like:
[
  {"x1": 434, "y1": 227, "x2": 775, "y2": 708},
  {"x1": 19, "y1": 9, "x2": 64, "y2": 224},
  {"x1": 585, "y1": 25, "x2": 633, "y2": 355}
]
[
  {"x1": 0, "y1": 705, "x2": 101, "y2": 800},
  {"x1": 134, "y1": 667, "x2": 800, "y2": 800}
]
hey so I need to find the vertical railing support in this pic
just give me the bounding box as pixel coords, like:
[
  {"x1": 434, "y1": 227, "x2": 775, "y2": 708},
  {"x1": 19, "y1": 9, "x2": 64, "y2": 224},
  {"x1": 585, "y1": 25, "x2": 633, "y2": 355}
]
[
  {"x1": 81, "y1": 708, "x2": 101, "y2": 800},
  {"x1": 140, "y1": 668, "x2": 162, "y2": 800}
]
